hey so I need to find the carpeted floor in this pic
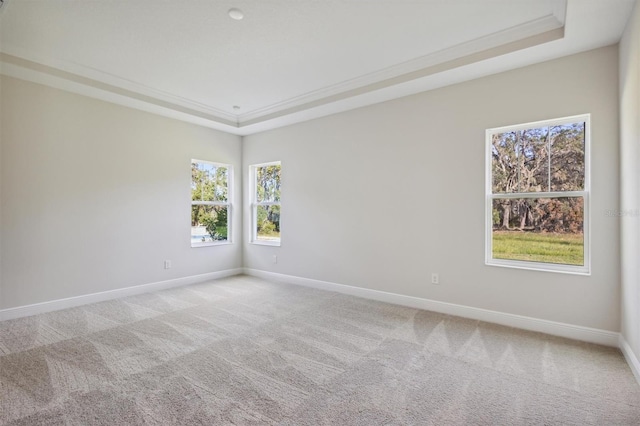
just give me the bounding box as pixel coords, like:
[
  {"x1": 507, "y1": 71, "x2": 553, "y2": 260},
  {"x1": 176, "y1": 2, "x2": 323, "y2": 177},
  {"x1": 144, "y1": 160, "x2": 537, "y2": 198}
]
[{"x1": 1, "y1": 275, "x2": 639, "y2": 425}]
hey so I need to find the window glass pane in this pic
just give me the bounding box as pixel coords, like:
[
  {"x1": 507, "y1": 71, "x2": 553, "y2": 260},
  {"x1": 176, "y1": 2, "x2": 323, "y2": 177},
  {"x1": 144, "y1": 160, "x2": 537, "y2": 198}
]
[
  {"x1": 491, "y1": 197, "x2": 584, "y2": 265},
  {"x1": 492, "y1": 123, "x2": 585, "y2": 194},
  {"x1": 550, "y1": 122, "x2": 585, "y2": 192},
  {"x1": 491, "y1": 131, "x2": 518, "y2": 193},
  {"x1": 256, "y1": 205, "x2": 280, "y2": 242},
  {"x1": 191, "y1": 162, "x2": 228, "y2": 202},
  {"x1": 191, "y1": 205, "x2": 228, "y2": 243},
  {"x1": 518, "y1": 128, "x2": 550, "y2": 193},
  {"x1": 492, "y1": 129, "x2": 549, "y2": 193},
  {"x1": 256, "y1": 165, "x2": 281, "y2": 202}
]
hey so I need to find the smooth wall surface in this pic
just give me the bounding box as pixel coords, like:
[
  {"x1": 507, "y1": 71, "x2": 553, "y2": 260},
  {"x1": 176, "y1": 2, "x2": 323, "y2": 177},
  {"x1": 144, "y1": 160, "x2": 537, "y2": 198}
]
[
  {"x1": 0, "y1": 66, "x2": 3, "y2": 310},
  {"x1": 0, "y1": 76, "x2": 242, "y2": 309},
  {"x1": 243, "y1": 46, "x2": 621, "y2": 331},
  {"x1": 620, "y1": 1, "x2": 640, "y2": 358}
]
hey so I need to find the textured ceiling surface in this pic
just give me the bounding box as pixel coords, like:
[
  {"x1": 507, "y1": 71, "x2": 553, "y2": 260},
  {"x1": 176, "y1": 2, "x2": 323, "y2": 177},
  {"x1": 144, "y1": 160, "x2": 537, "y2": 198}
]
[{"x1": 0, "y1": 0, "x2": 635, "y2": 134}]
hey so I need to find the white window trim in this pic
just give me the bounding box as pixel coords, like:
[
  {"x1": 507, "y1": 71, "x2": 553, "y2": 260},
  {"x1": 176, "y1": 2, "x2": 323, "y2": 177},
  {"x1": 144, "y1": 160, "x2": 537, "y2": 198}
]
[
  {"x1": 485, "y1": 114, "x2": 591, "y2": 275},
  {"x1": 191, "y1": 159, "x2": 233, "y2": 248},
  {"x1": 250, "y1": 161, "x2": 281, "y2": 246}
]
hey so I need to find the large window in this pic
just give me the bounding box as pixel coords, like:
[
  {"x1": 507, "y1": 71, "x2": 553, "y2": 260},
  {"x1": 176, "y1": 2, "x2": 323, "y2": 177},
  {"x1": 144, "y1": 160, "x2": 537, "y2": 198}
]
[
  {"x1": 486, "y1": 115, "x2": 590, "y2": 274},
  {"x1": 250, "y1": 162, "x2": 281, "y2": 245},
  {"x1": 191, "y1": 160, "x2": 232, "y2": 247}
]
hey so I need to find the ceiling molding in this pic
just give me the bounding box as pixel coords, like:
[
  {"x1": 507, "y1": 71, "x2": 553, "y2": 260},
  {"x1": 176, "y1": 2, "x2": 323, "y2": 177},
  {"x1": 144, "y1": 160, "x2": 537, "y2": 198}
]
[
  {"x1": 239, "y1": 13, "x2": 564, "y2": 124},
  {"x1": 0, "y1": 54, "x2": 242, "y2": 134},
  {"x1": 1, "y1": 5, "x2": 566, "y2": 135},
  {"x1": 0, "y1": 49, "x2": 238, "y2": 124}
]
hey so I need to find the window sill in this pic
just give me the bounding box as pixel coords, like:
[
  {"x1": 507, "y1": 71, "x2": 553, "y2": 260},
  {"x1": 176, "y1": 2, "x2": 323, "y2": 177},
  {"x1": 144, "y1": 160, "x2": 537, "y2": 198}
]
[
  {"x1": 191, "y1": 241, "x2": 232, "y2": 248},
  {"x1": 486, "y1": 258, "x2": 590, "y2": 275},
  {"x1": 250, "y1": 240, "x2": 281, "y2": 247}
]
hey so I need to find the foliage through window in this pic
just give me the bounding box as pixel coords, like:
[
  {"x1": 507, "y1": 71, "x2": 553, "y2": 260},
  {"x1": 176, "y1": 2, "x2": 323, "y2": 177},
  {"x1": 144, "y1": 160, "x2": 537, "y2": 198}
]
[
  {"x1": 191, "y1": 160, "x2": 231, "y2": 247},
  {"x1": 251, "y1": 162, "x2": 281, "y2": 245},
  {"x1": 486, "y1": 115, "x2": 590, "y2": 274}
]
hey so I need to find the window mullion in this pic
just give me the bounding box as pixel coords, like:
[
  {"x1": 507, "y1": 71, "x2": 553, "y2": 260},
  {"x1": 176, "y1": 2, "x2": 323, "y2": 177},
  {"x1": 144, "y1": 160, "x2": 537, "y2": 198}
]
[
  {"x1": 547, "y1": 126, "x2": 551, "y2": 193},
  {"x1": 491, "y1": 191, "x2": 586, "y2": 199},
  {"x1": 192, "y1": 201, "x2": 229, "y2": 207}
]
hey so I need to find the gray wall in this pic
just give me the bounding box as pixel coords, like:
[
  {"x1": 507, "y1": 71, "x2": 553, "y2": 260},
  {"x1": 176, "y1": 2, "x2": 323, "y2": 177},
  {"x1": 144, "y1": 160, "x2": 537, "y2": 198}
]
[
  {"x1": 0, "y1": 76, "x2": 243, "y2": 309},
  {"x1": 620, "y1": 1, "x2": 640, "y2": 360},
  {"x1": 0, "y1": 45, "x2": 625, "y2": 335},
  {"x1": 243, "y1": 46, "x2": 621, "y2": 331},
  {"x1": 0, "y1": 70, "x2": 3, "y2": 310}
]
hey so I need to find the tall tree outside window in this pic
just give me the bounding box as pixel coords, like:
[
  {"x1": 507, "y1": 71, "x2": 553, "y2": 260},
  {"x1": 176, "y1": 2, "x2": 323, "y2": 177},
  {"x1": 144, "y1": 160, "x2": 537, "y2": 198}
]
[
  {"x1": 486, "y1": 115, "x2": 589, "y2": 274},
  {"x1": 191, "y1": 160, "x2": 232, "y2": 246},
  {"x1": 251, "y1": 162, "x2": 281, "y2": 245}
]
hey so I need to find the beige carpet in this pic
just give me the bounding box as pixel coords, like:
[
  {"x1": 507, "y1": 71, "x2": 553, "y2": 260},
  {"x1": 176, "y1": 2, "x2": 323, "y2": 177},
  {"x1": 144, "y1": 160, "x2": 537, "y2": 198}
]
[{"x1": 1, "y1": 275, "x2": 639, "y2": 425}]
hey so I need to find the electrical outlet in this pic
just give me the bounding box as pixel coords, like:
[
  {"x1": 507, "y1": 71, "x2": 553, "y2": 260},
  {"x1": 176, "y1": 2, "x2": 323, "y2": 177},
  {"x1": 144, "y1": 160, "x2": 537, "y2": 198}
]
[
  {"x1": 431, "y1": 273, "x2": 439, "y2": 284},
  {"x1": 164, "y1": 260, "x2": 172, "y2": 269},
  {"x1": 272, "y1": 255, "x2": 278, "y2": 264}
]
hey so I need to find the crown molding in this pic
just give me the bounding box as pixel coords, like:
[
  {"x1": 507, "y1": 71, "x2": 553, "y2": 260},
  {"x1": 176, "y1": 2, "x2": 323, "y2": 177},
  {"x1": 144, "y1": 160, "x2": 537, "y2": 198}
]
[
  {"x1": 0, "y1": 47, "x2": 238, "y2": 123},
  {"x1": 0, "y1": 52, "x2": 244, "y2": 134},
  {"x1": 0, "y1": 9, "x2": 564, "y2": 135},
  {"x1": 239, "y1": 14, "x2": 564, "y2": 126}
]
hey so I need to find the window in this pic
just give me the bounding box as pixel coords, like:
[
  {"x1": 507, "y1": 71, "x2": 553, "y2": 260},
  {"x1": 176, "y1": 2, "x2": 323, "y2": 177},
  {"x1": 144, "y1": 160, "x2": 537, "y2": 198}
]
[
  {"x1": 191, "y1": 160, "x2": 232, "y2": 247},
  {"x1": 486, "y1": 115, "x2": 590, "y2": 274},
  {"x1": 250, "y1": 162, "x2": 281, "y2": 245}
]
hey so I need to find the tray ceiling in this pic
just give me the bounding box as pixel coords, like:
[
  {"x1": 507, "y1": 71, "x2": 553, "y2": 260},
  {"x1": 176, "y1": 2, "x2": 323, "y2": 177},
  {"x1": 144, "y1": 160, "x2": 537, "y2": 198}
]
[{"x1": 0, "y1": 0, "x2": 635, "y2": 135}]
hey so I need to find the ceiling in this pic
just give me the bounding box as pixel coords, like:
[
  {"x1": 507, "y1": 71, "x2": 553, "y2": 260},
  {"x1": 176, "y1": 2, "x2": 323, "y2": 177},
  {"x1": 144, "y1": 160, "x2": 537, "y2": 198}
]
[{"x1": 0, "y1": 0, "x2": 635, "y2": 135}]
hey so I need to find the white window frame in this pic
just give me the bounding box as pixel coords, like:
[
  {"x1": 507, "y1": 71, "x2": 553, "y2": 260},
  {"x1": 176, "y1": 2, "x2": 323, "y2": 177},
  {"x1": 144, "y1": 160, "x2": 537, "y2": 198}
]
[
  {"x1": 250, "y1": 161, "x2": 281, "y2": 246},
  {"x1": 191, "y1": 159, "x2": 233, "y2": 248},
  {"x1": 485, "y1": 114, "x2": 591, "y2": 275}
]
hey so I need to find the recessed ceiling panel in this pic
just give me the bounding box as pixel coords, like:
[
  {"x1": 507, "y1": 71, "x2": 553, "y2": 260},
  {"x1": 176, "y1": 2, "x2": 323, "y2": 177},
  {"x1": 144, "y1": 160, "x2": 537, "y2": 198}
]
[{"x1": 0, "y1": 0, "x2": 635, "y2": 134}]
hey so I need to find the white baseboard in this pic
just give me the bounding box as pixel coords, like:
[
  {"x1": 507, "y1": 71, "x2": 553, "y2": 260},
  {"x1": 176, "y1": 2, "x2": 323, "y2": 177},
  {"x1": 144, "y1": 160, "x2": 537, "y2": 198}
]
[
  {"x1": 619, "y1": 335, "x2": 640, "y2": 384},
  {"x1": 0, "y1": 268, "x2": 243, "y2": 321},
  {"x1": 2, "y1": 267, "x2": 634, "y2": 383},
  {"x1": 244, "y1": 268, "x2": 620, "y2": 347}
]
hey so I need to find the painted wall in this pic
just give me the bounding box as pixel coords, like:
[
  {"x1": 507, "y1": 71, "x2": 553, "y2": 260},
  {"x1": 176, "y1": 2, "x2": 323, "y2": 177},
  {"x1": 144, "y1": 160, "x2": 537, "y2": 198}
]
[
  {"x1": 0, "y1": 69, "x2": 3, "y2": 310},
  {"x1": 620, "y1": 1, "x2": 640, "y2": 361},
  {"x1": 243, "y1": 46, "x2": 620, "y2": 331},
  {"x1": 0, "y1": 76, "x2": 242, "y2": 309}
]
